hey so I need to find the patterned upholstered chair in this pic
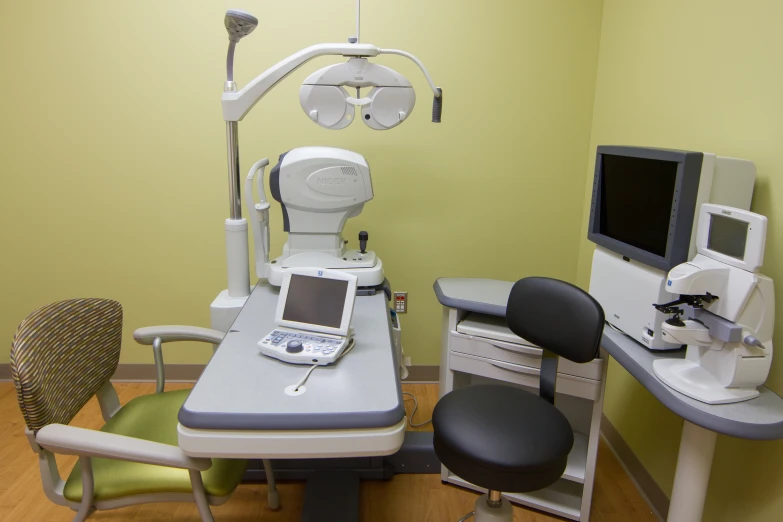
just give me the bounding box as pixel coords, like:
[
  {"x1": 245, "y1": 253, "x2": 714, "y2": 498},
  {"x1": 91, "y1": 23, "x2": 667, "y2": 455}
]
[{"x1": 9, "y1": 298, "x2": 266, "y2": 522}]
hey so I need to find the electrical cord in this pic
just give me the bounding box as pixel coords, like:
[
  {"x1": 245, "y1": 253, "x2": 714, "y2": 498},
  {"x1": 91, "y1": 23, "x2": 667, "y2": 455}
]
[
  {"x1": 402, "y1": 391, "x2": 432, "y2": 427},
  {"x1": 292, "y1": 338, "x2": 356, "y2": 391}
]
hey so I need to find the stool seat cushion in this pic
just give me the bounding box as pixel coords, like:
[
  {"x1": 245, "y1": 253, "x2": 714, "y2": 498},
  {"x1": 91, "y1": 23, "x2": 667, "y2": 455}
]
[{"x1": 433, "y1": 384, "x2": 574, "y2": 493}]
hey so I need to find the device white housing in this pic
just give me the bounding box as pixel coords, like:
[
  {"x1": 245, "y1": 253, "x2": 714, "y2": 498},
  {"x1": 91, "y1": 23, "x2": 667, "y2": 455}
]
[
  {"x1": 589, "y1": 154, "x2": 755, "y2": 350},
  {"x1": 275, "y1": 268, "x2": 357, "y2": 337},
  {"x1": 590, "y1": 247, "x2": 682, "y2": 350},
  {"x1": 246, "y1": 147, "x2": 385, "y2": 287},
  {"x1": 654, "y1": 272, "x2": 774, "y2": 403},
  {"x1": 654, "y1": 205, "x2": 774, "y2": 404}
]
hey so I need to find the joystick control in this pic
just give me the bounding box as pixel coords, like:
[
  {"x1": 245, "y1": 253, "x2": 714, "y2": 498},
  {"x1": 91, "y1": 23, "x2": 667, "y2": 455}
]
[
  {"x1": 359, "y1": 231, "x2": 368, "y2": 254},
  {"x1": 286, "y1": 340, "x2": 304, "y2": 353}
]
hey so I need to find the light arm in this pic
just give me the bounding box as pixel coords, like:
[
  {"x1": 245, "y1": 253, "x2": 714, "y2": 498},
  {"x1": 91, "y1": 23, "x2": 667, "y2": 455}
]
[
  {"x1": 222, "y1": 42, "x2": 381, "y2": 121},
  {"x1": 378, "y1": 49, "x2": 441, "y2": 97},
  {"x1": 36, "y1": 424, "x2": 212, "y2": 471}
]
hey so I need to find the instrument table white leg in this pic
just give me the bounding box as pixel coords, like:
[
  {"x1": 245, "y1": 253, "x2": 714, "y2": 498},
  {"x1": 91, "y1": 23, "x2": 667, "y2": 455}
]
[{"x1": 667, "y1": 421, "x2": 718, "y2": 522}]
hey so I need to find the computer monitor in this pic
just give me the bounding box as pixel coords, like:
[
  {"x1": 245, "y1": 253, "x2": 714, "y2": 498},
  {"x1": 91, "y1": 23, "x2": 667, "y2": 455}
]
[
  {"x1": 587, "y1": 146, "x2": 706, "y2": 272},
  {"x1": 275, "y1": 267, "x2": 357, "y2": 336}
]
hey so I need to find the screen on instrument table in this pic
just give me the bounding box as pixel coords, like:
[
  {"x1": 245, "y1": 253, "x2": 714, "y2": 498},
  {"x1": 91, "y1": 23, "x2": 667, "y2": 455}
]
[
  {"x1": 707, "y1": 214, "x2": 748, "y2": 260},
  {"x1": 283, "y1": 275, "x2": 349, "y2": 328},
  {"x1": 599, "y1": 154, "x2": 679, "y2": 257}
]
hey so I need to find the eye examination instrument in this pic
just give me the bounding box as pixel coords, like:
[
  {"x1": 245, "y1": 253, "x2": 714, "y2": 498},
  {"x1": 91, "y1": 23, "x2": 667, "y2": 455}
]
[
  {"x1": 652, "y1": 204, "x2": 775, "y2": 404},
  {"x1": 587, "y1": 146, "x2": 756, "y2": 351},
  {"x1": 213, "y1": 4, "x2": 442, "y2": 332},
  {"x1": 245, "y1": 147, "x2": 384, "y2": 288},
  {"x1": 258, "y1": 268, "x2": 357, "y2": 366}
]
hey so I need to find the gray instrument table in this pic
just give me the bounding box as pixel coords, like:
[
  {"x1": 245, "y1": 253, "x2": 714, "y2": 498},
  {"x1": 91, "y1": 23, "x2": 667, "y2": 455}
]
[
  {"x1": 434, "y1": 278, "x2": 783, "y2": 522},
  {"x1": 178, "y1": 282, "x2": 405, "y2": 458}
]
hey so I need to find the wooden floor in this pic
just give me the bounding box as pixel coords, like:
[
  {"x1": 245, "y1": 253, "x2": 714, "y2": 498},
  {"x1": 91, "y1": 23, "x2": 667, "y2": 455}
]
[{"x1": 0, "y1": 382, "x2": 658, "y2": 522}]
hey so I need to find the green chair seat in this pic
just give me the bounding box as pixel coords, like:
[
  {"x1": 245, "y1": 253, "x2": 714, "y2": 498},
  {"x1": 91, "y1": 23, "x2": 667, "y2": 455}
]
[{"x1": 63, "y1": 389, "x2": 247, "y2": 502}]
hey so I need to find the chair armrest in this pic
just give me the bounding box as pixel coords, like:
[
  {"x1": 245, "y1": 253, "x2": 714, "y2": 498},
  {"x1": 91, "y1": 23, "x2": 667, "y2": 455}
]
[
  {"x1": 36, "y1": 424, "x2": 211, "y2": 471},
  {"x1": 133, "y1": 326, "x2": 225, "y2": 346}
]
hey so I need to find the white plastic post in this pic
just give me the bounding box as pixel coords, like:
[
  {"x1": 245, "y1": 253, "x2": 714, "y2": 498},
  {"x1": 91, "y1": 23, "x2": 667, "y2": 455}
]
[
  {"x1": 667, "y1": 421, "x2": 718, "y2": 522},
  {"x1": 225, "y1": 219, "x2": 251, "y2": 298}
]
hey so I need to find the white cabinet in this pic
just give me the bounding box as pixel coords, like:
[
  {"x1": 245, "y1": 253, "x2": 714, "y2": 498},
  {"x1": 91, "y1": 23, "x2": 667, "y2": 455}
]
[{"x1": 438, "y1": 307, "x2": 607, "y2": 522}]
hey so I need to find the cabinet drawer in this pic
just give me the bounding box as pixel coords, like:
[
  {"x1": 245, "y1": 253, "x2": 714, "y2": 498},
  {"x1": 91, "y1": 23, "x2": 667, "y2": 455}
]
[
  {"x1": 449, "y1": 350, "x2": 600, "y2": 401},
  {"x1": 449, "y1": 330, "x2": 603, "y2": 381}
]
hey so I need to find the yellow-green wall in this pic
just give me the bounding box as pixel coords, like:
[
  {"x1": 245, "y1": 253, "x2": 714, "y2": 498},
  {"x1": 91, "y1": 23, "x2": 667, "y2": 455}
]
[
  {"x1": 0, "y1": 1, "x2": 604, "y2": 366},
  {"x1": 576, "y1": 1, "x2": 783, "y2": 521}
]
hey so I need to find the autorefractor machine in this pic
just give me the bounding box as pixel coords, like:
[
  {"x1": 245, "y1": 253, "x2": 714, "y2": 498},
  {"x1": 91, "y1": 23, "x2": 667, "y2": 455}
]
[
  {"x1": 212, "y1": 4, "x2": 443, "y2": 332},
  {"x1": 652, "y1": 204, "x2": 775, "y2": 404}
]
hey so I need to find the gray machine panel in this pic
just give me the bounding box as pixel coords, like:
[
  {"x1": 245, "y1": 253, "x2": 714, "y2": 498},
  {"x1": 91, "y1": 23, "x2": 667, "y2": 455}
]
[
  {"x1": 433, "y1": 278, "x2": 513, "y2": 317},
  {"x1": 179, "y1": 282, "x2": 404, "y2": 430}
]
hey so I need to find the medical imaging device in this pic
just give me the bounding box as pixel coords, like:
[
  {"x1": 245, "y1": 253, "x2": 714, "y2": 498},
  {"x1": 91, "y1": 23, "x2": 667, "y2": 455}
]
[
  {"x1": 246, "y1": 147, "x2": 383, "y2": 288},
  {"x1": 587, "y1": 146, "x2": 756, "y2": 350},
  {"x1": 258, "y1": 268, "x2": 357, "y2": 366},
  {"x1": 212, "y1": 4, "x2": 442, "y2": 332},
  {"x1": 651, "y1": 204, "x2": 775, "y2": 404}
]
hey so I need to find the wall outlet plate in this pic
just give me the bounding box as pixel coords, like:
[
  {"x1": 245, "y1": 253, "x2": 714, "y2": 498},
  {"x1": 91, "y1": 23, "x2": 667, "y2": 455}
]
[{"x1": 393, "y1": 291, "x2": 407, "y2": 313}]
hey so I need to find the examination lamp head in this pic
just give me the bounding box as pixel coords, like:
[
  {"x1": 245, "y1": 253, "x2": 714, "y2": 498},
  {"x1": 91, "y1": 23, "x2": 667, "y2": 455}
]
[{"x1": 225, "y1": 9, "x2": 258, "y2": 43}]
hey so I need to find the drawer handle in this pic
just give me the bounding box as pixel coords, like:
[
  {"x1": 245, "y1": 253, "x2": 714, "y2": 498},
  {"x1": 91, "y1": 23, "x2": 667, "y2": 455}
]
[
  {"x1": 490, "y1": 361, "x2": 540, "y2": 376},
  {"x1": 487, "y1": 340, "x2": 541, "y2": 357}
]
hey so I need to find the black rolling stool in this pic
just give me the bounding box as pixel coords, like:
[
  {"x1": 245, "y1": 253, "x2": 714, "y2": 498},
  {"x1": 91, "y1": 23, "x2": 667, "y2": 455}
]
[{"x1": 432, "y1": 277, "x2": 605, "y2": 521}]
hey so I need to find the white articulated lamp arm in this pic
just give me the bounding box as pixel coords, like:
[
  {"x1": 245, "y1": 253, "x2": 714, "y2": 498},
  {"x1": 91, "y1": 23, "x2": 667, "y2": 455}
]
[
  {"x1": 222, "y1": 43, "x2": 381, "y2": 121},
  {"x1": 36, "y1": 424, "x2": 212, "y2": 471},
  {"x1": 378, "y1": 49, "x2": 441, "y2": 97}
]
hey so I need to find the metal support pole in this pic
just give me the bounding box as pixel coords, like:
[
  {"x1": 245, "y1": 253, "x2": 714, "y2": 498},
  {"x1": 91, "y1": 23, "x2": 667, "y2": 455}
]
[
  {"x1": 667, "y1": 420, "x2": 718, "y2": 522},
  {"x1": 225, "y1": 121, "x2": 242, "y2": 220}
]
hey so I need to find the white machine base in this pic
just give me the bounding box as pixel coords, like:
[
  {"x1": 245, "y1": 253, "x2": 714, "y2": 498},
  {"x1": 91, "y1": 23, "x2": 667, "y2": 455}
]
[
  {"x1": 653, "y1": 359, "x2": 760, "y2": 404},
  {"x1": 210, "y1": 289, "x2": 250, "y2": 333},
  {"x1": 268, "y1": 255, "x2": 384, "y2": 287}
]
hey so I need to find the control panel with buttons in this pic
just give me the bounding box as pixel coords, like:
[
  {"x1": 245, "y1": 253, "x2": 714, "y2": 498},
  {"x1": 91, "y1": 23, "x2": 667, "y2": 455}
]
[{"x1": 258, "y1": 328, "x2": 352, "y2": 365}]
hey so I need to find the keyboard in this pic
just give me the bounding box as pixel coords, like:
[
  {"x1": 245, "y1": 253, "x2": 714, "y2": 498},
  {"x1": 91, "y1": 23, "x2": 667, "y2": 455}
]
[{"x1": 258, "y1": 327, "x2": 351, "y2": 365}]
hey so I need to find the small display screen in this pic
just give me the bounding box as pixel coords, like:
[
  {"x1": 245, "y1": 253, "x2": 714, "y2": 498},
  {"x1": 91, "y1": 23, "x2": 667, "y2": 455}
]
[
  {"x1": 599, "y1": 154, "x2": 679, "y2": 257},
  {"x1": 282, "y1": 275, "x2": 349, "y2": 328},
  {"x1": 707, "y1": 214, "x2": 748, "y2": 260}
]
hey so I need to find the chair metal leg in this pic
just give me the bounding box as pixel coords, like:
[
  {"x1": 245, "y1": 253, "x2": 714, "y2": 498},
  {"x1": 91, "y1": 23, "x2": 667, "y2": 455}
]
[
  {"x1": 457, "y1": 511, "x2": 475, "y2": 522},
  {"x1": 189, "y1": 470, "x2": 215, "y2": 522},
  {"x1": 472, "y1": 491, "x2": 513, "y2": 522},
  {"x1": 262, "y1": 458, "x2": 280, "y2": 510}
]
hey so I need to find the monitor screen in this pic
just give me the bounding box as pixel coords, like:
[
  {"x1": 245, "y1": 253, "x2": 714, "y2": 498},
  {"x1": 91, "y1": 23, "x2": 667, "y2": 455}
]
[
  {"x1": 599, "y1": 154, "x2": 679, "y2": 257},
  {"x1": 707, "y1": 213, "x2": 748, "y2": 260},
  {"x1": 282, "y1": 274, "x2": 349, "y2": 328}
]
